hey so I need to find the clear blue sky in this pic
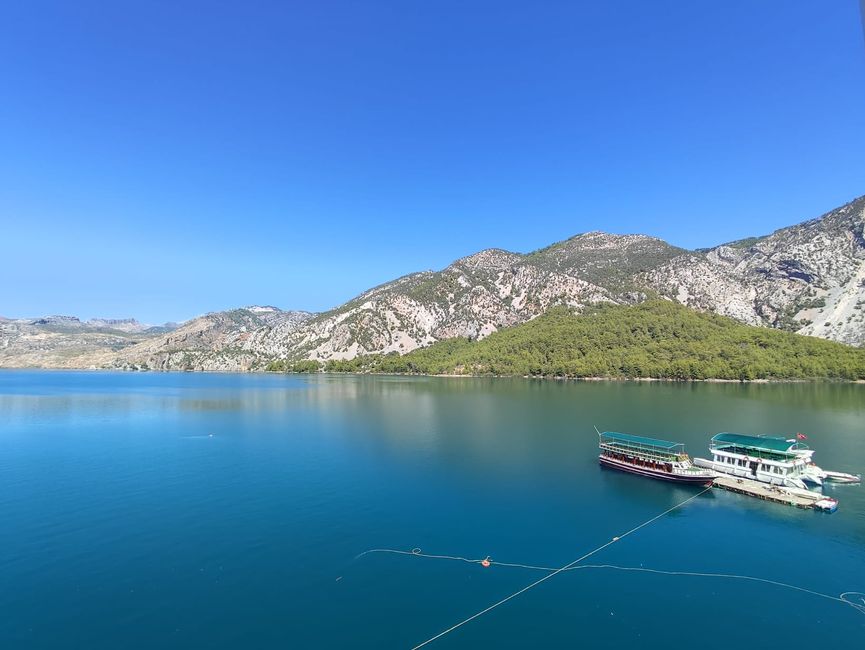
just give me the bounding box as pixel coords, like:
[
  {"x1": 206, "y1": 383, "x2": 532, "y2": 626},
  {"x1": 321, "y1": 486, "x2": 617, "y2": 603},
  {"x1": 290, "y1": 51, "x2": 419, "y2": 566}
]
[{"x1": 2, "y1": 1, "x2": 864, "y2": 323}]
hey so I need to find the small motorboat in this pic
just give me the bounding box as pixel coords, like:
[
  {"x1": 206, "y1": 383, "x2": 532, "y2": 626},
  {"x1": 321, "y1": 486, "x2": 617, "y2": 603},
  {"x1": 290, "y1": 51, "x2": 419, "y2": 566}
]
[
  {"x1": 792, "y1": 447, "x2": 858, "y2": 486},
  {"x1": 823, "y1": 470, "x2": 861, "y2": 484},
  {"x1": 813, "y1": 498, "x2": 838, "y2": 513}
]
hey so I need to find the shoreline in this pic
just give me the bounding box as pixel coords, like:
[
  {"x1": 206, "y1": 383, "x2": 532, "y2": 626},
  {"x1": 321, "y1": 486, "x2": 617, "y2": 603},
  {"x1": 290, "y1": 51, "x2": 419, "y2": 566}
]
[{"x1": 1, "y1": 366, "x2": 864, "y2": 384}]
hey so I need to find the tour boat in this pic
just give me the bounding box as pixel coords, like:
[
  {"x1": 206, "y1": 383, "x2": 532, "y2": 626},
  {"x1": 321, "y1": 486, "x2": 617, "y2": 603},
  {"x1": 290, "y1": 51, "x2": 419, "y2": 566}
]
[
  {"x1": 693, "y1": 433, "x2": 811, "y2": 489},
  {"x1": 598, "y1": 431, "x2": 716, "y2": 485}
]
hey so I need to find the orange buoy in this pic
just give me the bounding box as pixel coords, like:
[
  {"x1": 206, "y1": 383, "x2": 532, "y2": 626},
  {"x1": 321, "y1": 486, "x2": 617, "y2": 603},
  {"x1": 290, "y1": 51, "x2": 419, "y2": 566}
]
[{"x1": 481, "y1": 557, "x2": 491, "y2": 568}]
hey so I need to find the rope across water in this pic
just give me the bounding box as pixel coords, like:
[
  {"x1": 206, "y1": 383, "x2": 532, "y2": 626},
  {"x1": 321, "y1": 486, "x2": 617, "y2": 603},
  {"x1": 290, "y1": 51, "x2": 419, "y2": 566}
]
[
  {"x1": 354, "y1": 486, "x2": 864, "y2": 648},
  {"x1": 357, "y1": 549, "x2": 865, "y2": 616},
  {"x1": 405, "y1": 487, "x2": 709, "y2": 649}
]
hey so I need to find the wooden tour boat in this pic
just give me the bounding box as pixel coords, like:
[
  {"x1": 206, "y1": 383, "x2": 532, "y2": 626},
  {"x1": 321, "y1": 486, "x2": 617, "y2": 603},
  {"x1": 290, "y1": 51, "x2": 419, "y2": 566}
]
[{"x1": 597, "y1": 430, "x2": 716, "y2": 485}]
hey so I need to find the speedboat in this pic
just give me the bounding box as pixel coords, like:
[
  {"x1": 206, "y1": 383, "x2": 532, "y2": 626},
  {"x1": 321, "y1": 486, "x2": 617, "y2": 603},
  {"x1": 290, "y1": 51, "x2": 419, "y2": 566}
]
[
  {"x1": 823, "y1": 471, "x2": 861, "y2": 484},
  {"x1": 792, "y1": 445, "x2": 860, "y2": 486}
]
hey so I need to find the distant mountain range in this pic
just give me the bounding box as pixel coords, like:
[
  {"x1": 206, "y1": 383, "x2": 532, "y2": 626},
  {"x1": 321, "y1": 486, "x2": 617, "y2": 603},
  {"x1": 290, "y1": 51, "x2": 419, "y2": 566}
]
[{"x1": 2, "y1": 194, "x2": 863, "y2": 371}]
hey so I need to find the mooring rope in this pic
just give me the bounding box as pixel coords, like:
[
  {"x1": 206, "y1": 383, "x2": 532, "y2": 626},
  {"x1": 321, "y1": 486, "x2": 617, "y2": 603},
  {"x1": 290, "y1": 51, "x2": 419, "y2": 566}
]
[
  {"x1": 399, "y1": 486, "x2": 712, "y2": 649},
  {"x1": 357, "y1": 549, "x2": 865, "y2": 617}
]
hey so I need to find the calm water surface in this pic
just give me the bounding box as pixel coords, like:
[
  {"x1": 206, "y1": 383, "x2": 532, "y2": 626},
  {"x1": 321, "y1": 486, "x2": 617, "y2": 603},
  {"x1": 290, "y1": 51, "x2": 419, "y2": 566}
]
[{"x1": 1, "y1": 371, "x2": 863, "y2": 648}]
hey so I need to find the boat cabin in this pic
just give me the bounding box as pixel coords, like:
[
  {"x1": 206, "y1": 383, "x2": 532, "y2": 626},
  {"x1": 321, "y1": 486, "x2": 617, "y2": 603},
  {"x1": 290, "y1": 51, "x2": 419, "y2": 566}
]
[{"x1": 701, "y1": 433, "x2": 809, "y2": 489}]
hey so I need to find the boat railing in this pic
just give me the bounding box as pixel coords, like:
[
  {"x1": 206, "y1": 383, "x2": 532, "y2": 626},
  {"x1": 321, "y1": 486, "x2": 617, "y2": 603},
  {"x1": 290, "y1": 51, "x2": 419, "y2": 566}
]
[{"x1": 598, "y1": 442, "x2": 679, "y2": 464}]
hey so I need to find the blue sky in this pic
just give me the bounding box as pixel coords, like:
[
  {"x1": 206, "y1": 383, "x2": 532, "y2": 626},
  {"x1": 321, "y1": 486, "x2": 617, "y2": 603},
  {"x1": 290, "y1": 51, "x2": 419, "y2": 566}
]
[{"x1": 2, "y1": 1, "x2": 864, "y2": 323}]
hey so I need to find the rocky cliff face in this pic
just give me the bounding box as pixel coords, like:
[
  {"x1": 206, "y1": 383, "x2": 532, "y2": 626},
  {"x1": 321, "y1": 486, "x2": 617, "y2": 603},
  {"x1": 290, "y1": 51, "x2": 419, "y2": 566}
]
[
  {"x1": 3, "y1": 194, "x2": 863, "y2": 370},
  {"x1": 642, "y1": 196, "x2": 865, "y2": 346}
]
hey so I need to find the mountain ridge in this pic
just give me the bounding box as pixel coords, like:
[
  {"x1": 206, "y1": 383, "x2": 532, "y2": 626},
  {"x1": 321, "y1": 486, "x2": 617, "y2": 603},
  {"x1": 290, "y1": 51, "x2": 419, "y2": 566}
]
[{"x1": 2, "y1": 194, "x2": 863, "y2": 370}]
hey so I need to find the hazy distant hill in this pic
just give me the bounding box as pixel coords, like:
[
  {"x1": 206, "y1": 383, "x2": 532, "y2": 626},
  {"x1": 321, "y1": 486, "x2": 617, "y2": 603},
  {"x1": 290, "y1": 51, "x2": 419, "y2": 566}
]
[
  {"x1": 0, "y1": 316, "x2": 177, "y2": 368},
  {"x1": 2, "y1": 194, "x2": 863, "y2": 370},
  {"x1": 0, "y1": 307, "x2": 312, "y2": 370}
]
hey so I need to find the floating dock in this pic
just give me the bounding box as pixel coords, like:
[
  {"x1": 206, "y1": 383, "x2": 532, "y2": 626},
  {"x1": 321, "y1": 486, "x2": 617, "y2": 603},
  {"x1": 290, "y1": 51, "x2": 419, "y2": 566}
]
[{"x1": 711, "y1": 475, "x2": 831, "y2": 510}]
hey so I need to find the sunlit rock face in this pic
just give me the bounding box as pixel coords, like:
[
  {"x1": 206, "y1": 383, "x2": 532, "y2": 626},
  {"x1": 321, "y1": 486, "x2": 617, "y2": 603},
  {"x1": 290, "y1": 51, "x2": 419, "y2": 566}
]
[{"x1": 642, "y1": 196, "x2": 865, "y2": 346}]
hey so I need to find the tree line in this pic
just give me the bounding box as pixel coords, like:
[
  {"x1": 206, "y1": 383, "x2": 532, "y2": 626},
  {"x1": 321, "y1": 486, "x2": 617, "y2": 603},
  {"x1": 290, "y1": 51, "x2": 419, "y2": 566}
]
[{"x1": 265, "y1": 301, "x2": 865, "y2": 381}]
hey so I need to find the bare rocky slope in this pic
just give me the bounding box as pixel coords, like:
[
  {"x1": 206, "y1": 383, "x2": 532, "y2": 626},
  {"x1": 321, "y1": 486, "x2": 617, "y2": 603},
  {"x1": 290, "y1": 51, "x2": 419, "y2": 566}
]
[
  {"x1": 2, "y1": 194, "x2": 863, "y2": 370},
  {"x1": 642, "y1": 195, "x2": 865, "y2": 346},
  {"x1": 246, "y1": 233, "x2": 684, "y2": 363},
  {"x1": 112, "y1": 307, "x2": 314, "y2": 371}
]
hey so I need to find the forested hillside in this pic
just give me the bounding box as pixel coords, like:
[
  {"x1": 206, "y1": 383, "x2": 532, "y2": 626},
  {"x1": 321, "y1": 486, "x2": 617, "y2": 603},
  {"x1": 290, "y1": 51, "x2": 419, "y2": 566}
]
[{"x1": 270, "y1": 301, "x2": 865, "y2": 380}]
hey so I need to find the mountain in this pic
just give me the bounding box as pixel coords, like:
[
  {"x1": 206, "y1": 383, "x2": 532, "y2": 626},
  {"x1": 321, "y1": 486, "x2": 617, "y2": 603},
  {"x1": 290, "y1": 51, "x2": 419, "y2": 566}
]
[
  {"x1": 1, "y1": 194, "x2": 863, "y2": 370},
  {"x1": 250, "y1": 195, "x2": 864, "y2": 363},
  {"x1": 113, "y1": 307, "x2": 314, "y2": 371},
  {"x1": 0, "y1": 315, "x2": 173, "y2": 368},
  {"x1": 642, "y1": 195, "x2": 865, "y2": 346},
  {"x1": 317, "y1": 301, "x2": 865, "y2": 380},
  {"x1": 244, "y1": 233, "x2": 686, "y2": 363},
  {"x1": 85, "y1": 318, "x2": 152, "y2": 333}
]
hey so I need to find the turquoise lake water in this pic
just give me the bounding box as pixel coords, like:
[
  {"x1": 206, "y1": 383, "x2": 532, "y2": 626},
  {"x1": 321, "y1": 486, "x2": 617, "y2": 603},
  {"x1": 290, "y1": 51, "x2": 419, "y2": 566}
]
[{"x1": 1, "y1": 371, "x2": 863, "y2": 648}]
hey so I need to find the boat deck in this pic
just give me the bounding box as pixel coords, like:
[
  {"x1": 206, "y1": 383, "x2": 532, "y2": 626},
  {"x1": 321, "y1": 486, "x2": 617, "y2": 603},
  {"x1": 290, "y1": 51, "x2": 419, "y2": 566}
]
[{"x1": 712, "y1": 475, "x2": 825, "y2": 509}]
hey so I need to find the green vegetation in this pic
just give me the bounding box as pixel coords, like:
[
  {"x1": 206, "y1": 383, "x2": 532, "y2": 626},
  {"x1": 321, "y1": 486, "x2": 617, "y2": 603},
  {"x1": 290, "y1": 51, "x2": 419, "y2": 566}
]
[
  {"x1": 525, "y1": 237, "x2": 685, "y2": 292},
  {"x1": 722, "y1": 235, "x2": 768, "y2": 250},
  {"x1": 265, "y1": 359, "x2": 321, "y2": 373},
  {"x1": 287, "y1": 301, "x2": 865, "y2": 381}
]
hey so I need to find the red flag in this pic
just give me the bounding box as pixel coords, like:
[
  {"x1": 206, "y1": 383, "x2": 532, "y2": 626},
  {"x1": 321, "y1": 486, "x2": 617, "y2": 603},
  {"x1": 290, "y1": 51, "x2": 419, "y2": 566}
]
[{"x1": 796, "y1": 432, "x2": 807, "y2": 440}]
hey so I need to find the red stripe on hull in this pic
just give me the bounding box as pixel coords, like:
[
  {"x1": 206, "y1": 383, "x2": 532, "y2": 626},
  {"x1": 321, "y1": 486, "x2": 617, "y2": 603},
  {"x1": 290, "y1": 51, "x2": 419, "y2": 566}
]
[{"x1": 599, "y1": 455, "x2": 713, "y2": 485}]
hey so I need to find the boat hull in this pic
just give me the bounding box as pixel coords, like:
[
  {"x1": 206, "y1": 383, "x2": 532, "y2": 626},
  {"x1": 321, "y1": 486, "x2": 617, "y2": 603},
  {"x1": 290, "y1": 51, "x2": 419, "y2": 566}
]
[
  {"x1": 823, "y1": 471, "x2": 861, "y2": 484},
  {"x1": 599, "y1": 455, "x2": 714, "y2": 485}
]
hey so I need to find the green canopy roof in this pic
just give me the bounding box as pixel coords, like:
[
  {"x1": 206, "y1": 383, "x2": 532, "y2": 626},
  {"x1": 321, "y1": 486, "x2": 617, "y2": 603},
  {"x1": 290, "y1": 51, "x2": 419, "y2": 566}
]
[
  {"x1": 711, "y1": 433, "x2": 796, "y2": 454},
  {"x1": 600, "y1": 431, "x2": 683, "y2": 450}
]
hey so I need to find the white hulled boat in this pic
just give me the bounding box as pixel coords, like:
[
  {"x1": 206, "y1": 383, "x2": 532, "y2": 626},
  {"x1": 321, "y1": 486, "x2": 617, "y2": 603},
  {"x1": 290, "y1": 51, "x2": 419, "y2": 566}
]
[
  {"x1": 791, "y1": 447, "x2": 861, "y2": 485},
  {"x1": 693, "y1": 433, "x2": 810, "y2": 490}
]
